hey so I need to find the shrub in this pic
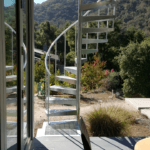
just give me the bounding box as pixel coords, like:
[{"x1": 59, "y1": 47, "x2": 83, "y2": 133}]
[
  {"x1": 118, "y1": 38, "x2": 150, "y2": 97},
  {"x1": 104, "y1": 69, "x2": 121, "y2": 91},
  {"x1": 81, "y1": 53, "x2": 106, "y2": 91},
  {"x1": 86, "y1": 105, "x2": 137, "y2": 137}
]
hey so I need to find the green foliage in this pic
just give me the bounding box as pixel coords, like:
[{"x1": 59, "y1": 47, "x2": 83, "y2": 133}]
[
  {"x1": 34, "y1": 54, "x2": 54, "y2": 83},
  {"x1": 86, "y1": 105, "x2": 137, "y2": 136},
  {"x1": 81, "y1": 53, "x2": 106, "y2": 91},
  {"x1": 103, "y1": 70, "x2": 121, "y2": 91},
  {"x1": 66, "y1": 51, "x2": 75, "y2": 66},
  {"x1": 118, "y1": 38, "x2": 150, "y2": 97}
]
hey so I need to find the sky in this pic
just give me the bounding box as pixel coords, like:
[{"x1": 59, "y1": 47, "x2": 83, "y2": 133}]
[{"x1": 4, "y1": 0, "x2": 47, "y2": 7}]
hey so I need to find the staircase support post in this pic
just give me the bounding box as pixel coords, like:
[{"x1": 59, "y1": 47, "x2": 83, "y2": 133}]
[{"x1": 77, "y1": 0, "x2": 82, "y2": 122}]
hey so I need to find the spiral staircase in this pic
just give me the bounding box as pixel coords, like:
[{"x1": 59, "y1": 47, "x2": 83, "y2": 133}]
[
  {"x1": 5, "y1": 22, "x2": 27, "y2": 136},
  {"x1": 43, "y1": 0, "x2": 116, "y2": 136}
]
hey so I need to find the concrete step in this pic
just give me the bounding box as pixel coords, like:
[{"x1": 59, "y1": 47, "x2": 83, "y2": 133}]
[
  {"x1": 50, "y1": 85, "x2": 76, "y2": 95},
  {"x1": 56, "y1": 76, "x2": 76, "y2": 84},
  {"x1": 45, "y1": 96, "x2": 76, "y2": 106},
  {"x1": 45, "y1": 109, "x2": 77, "y2": 116}
]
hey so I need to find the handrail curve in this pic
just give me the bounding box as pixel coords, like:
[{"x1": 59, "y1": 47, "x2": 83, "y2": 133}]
[
  {"x1": 5, "y1": 22, "x2": 27, "y2": 69},
  {"x1": 45, "y1": 10, "x2": 91, "y2": 76}
]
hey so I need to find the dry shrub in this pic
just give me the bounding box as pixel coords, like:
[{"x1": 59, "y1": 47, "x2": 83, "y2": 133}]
[{"x1": 84, "y1": 104, "x2": 138, "y2": 137}]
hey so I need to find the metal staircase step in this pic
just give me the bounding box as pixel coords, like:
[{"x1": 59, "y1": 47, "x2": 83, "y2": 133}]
[
  {"x1": 56, "y1": 76, "x2": 76, "y2": 84},
  {"x1": 6, "y1": 97, "x2": 27, "y2": 105},
  {"x1": 6, "y1": 86, "x2": 26, "y2": 93},
  {"x1": 7, "y1": 109, "x2": 27, "y2": 117},
  {"x1": 75, "y1": 58, "x2": 87, "y2": 65},
  {"x1": 6, "y1": 66, "x2": 13, "y2": 71},
  {"x1": 64, "y1": 67, "x2": 77, "y2": 75},
  {"x1": 82, "y1": 39, "x2": 108, "y2": 44},
  {"x1": 6, "y1": 75, "x2": 17, "y2": 82},
  {"x1": 81, "y1": 0, "x2": 116, "y2": 11},
  {"x1": 82, "y1": 27, "x2": 114, "y2": 34},
  {"x1": 45, "y1": 109, "x2": 77, "y2": 116},
  {"x1": 45, "y1": 97, "x2": 76, "y2": 105},
  {"x1": 50, "y1": 85, "x2": 76, "y2": 95},
  {"x1": 81, "y1": 49, "x2": 98, "y2": 54},
  {"x1": 82, "y1": 15, "x2": 116, "y2": 22}
]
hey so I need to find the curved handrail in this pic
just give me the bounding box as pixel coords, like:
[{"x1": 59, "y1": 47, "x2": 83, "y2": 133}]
[
  {"x1": 4, "y1": 22, "x2": 27, "y2": 69},
  {"x1": 45, "y1": 10, "x2": 91, "y2": 76}
]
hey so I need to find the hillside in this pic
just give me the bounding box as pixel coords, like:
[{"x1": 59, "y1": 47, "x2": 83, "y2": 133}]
[
  {"x1": 4, "y1": 0, "x2": 150, "y2": 34},
  {"x1": 34, "y1": 0, "x2": 150, "y2": 33}
]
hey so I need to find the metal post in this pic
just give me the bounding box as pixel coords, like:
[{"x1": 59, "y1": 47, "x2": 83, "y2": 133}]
[
  {"x1": 75, "y1": 24, "x2": 76, "y2": 60},
  {"x1": 97, "y1": 9, "x2": 100, "y2": 50},
  {"x1": 112, "y1": 3, "x2": 116, "y2": 28},
  {"x1": 64, "y1": 32, "x2": 66, "y2": 75},
  {"x1": 12, "y1": 31, "x2": 13, "y2": 75},
  {"x1": 86, "y1": 18, "x2": 88, "y2": 59},
  {"x1": 0, "y1": 0, "x2": 7, "y2": 148},
  {"x1": 106, "y1": 8, "x2": 109, "y2": 39},
  {"x1": 55, "y1": 42, "x2": 57, "y2": 85},
  {"x1": 48, "y1": 55, "x2": 50, "y2": 124},
  {"x1": 77, "y1": 0, "x2": 82, "y2": 122}
]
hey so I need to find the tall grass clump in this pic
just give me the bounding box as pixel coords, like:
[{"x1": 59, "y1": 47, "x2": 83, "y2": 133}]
[{"x1": 85, "y1": 105, "x2": 137, "y2": 136}]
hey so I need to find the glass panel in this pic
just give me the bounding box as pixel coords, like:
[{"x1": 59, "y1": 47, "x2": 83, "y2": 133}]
[{"x1": 4, "y1": 0, "x2": 17, "y2": 149}]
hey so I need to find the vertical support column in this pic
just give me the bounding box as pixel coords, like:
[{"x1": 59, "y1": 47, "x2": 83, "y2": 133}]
[
  {"x1": 75, "y1": 24, "x2": 77, "y2": 63},
  {"x1": 16, "y1": 0, "x2": 23, "y2": 149},
  {"x1": 26, "y1": 0, "x2": 34, "y2": 140},
  {"x1": 112, "y1": 2, "x2": 116, "y2": 28},
  {"x1": 86, "y1": 18, "x2": 88, "y2": 59},
  {"x1": 106, "y1": 7, "x2": 109, "y2": 39},
  {"x1": 12, "y1": 31, "x2": 13, "y2": 75},
  {"x1": 48, "y1": 54, "x2": 50, "y2": 124},
  {"x1": 97, "y1": 9, "x2": 100, "y2": 50},
  {"x1": 0, "y1": 0, "x2": 6, "y2": 149},
  {"x1": 77, "y1": 0, "x2": 82, "y2": 122},
  {"x1": 55, "y1": 41, "x2": 57, "y2": 85},
  {"x1": 64, "y1": 32, "x2": 66, "y2": 75}
]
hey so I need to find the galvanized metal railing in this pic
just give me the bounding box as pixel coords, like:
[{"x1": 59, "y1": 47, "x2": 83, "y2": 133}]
[
  {"x1": 5, "y1": 22, "x2": 27, "y2": 71},
  {"x1": 45, "y1": 0, "x2": 116, "y2": 123}
]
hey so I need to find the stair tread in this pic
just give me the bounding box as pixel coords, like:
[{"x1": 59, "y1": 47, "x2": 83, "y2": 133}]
[
  {"x1": 82, "y1": 27, "x2": 114, "y2": 34},
  {"x1": 82, "y1": 38, "x2": 108, "y2": 44},
  {"x1": 82, "y1": 49, "x2": 98, "y2": 54},
  {"x1": 50, "y1": 85, "x2": 76, "y2": 91},
  {"x1": 64, "y1": 67, "x2": 77, "y2": 75},
  {"x1": 6, "y1": 86, "x2": 26, "y2": 93},
  {"x1": 45, "y1": 96, "x2": 76, "y2": 101},
  {"x1": 82, "y1": 15, "x2": 116, "y2": 22},
  {"x1": 45, "y1": 96, "x2": 76, "y2": 105},
  {"x1": 6, "y1": 75, "x2": 17, "y2": 82},
  {"x1": 45, "y1": 109, "x2": 77, "y2": 116},
  {"x1": 81, "y1": 0, "x2": 116, "y2": 11},
  {"x1": 56, "y1": 76, "x2": 76, "y2": 81},
  {"x1": 7, "y1": 97, "x2": 26, "y2": 104},
  {"x1": 6, "y1": 66, "x2": 13, "y2": 71}
]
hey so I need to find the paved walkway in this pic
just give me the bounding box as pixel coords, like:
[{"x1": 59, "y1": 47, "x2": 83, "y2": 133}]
[
  {"x1": 32, "y1": 136, "x2": 149, "y2": 150},
  {"x1": 125, "y1": 98, "x2": 150, "y2": 119}
]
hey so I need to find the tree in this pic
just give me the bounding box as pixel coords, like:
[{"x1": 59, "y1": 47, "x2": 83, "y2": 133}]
[{"x1": 118, "y1": 37, "x2": 150, "y2": 97}]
